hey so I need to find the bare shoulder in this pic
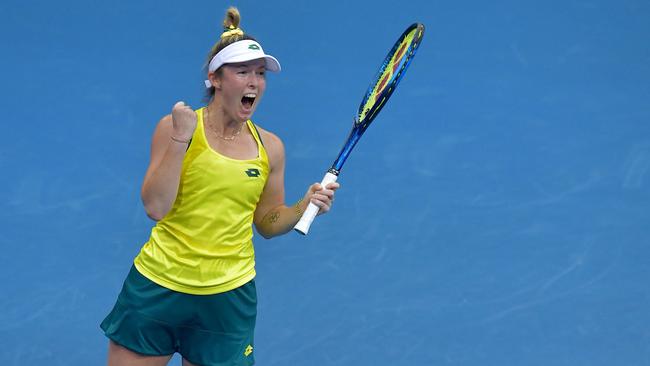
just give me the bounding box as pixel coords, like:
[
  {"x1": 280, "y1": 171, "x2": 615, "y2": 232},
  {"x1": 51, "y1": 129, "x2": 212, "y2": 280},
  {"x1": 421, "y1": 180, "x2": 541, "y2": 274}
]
[
  {"x1": 255, "y1": 125, "x2": 284, "y2": 155},
  {"x1": 254, "y1": 124, "x2": 285, "y2": 166}
]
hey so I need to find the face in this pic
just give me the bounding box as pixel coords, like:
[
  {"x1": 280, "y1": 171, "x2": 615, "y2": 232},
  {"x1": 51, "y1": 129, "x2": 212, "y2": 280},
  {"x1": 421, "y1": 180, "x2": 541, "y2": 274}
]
[{"x1": 209, "y1": 58, "x2": 267, "y2": 122}]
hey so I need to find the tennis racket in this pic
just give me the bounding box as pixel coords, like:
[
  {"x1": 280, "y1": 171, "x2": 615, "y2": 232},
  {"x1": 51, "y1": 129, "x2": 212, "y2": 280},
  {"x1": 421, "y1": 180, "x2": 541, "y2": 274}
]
[{"x1": 294, "y1": 22, "x2": 425, "y2": 235}]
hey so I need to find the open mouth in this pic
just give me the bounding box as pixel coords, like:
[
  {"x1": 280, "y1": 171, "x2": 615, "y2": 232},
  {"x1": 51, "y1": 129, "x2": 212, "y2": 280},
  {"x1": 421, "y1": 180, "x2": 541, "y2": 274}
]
[{"x1": 241, "y1": 94, "x2": 256, "y2": 109}]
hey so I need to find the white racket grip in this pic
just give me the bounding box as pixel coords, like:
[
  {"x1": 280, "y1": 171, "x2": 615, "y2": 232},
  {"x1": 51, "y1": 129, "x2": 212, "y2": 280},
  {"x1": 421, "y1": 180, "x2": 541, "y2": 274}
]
[{"x1": 294, "y1": 171, "x2": 339, "y2": 235}]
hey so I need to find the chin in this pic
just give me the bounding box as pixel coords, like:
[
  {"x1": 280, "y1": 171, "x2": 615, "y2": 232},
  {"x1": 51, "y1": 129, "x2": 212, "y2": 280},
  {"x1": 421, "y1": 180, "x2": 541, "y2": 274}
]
[
  {"x1": 236, "y1": 114, "x2": 251, "y2": 122},
  {"x1": 228, "y1": 110, "x2": 250, "y2": 123},
  {"x1": 239, "y1": 110, "x2": 255, "y2": 121}
]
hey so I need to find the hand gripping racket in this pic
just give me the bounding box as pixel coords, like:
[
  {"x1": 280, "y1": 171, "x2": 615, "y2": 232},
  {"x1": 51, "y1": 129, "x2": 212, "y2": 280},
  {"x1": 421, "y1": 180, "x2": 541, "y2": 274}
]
[{"x1": 294, "y1": 23, "x2": 425, "y2": 235}]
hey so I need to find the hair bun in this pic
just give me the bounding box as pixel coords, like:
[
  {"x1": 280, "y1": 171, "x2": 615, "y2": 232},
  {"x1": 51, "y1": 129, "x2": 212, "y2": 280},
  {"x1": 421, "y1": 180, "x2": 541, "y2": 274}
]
[{"x1": 222, "y1": 7, "x2": 241, "y2": 31}]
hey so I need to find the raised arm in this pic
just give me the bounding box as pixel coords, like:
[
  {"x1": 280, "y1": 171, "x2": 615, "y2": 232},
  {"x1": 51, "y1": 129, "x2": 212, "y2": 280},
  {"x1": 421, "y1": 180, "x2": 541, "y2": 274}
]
[{"x1": 141, "y1": 102, "x2": 197, "y2": 221}]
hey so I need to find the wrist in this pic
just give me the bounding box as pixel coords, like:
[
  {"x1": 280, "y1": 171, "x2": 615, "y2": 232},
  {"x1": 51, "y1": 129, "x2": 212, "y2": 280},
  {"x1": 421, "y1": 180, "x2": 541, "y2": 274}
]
[
  {"x1": 294, "y1": 198, "x2": 304, "y2": 219},
  {"x1": 170, "y1": 135, "x2": 191, "y2": 144}
]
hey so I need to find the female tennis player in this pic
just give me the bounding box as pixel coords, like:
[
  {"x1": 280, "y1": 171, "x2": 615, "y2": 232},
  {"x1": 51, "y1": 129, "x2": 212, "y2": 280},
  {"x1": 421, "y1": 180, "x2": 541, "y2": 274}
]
[{"x1": 100, "y1": 7, "x2": 339, "y2": 366}]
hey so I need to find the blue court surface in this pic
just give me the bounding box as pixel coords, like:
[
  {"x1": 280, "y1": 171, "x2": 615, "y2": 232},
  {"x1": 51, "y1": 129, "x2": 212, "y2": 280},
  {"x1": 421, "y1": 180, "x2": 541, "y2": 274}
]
[{"x1": 2, "y1": 0, "x2": 649, "y2": 365}]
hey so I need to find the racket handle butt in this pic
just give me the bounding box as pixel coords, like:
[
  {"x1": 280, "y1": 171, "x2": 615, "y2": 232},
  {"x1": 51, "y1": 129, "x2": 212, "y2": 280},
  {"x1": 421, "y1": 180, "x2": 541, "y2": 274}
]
[{"x1": 293, "y1": 171, "x2": 339, "y2": 236}]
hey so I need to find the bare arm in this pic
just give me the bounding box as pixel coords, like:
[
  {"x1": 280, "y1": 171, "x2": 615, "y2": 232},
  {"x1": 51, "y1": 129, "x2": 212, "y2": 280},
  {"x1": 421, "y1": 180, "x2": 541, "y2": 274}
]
[
  {"x1": 141, "y1": 102, "x2": 197, "y2": 220},
  {"x1": 253, "y1": 130, "x2": 339, "y2": 238}
]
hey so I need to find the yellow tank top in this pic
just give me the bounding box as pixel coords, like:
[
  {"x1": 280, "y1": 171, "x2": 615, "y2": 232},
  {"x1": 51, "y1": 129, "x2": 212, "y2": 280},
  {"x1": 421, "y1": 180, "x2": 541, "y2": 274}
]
[{"x1": 134, "y1": 107, "x2": 269, "y2": 295}]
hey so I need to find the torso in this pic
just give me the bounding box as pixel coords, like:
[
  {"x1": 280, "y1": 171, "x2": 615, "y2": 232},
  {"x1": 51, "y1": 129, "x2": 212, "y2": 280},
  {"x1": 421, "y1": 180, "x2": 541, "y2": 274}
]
[{"x1": 134, "y1": 107, "x2": 271, "y2": 295}]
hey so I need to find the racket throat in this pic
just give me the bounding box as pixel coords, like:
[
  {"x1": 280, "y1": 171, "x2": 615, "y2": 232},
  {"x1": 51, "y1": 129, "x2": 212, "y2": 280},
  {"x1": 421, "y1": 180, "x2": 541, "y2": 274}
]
[{"x1": 327, "y1": 167, "x2": 340, "y2": 176}]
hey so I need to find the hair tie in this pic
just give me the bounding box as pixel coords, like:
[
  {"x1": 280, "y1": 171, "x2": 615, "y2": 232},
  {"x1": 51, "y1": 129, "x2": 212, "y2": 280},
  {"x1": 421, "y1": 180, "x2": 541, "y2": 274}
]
[{"x1": 221, "y1": 26, "x2": 244, "y2": 39}]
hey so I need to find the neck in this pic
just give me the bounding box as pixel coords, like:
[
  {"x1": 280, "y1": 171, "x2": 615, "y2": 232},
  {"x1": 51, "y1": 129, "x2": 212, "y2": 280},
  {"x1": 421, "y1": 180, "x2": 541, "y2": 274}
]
[{"x1": 204, "y1": 103, "x2": 245, "y2": 140}]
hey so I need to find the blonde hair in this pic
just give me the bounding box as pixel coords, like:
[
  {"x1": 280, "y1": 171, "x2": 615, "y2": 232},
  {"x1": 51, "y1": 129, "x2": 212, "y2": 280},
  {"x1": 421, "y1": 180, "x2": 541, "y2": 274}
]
[
  {"x1": 221, "y1": 7, "x2": 243, "y2": 38},
  {"x1": 204, "y1": 7, "x2": 258, "y2": 98}
]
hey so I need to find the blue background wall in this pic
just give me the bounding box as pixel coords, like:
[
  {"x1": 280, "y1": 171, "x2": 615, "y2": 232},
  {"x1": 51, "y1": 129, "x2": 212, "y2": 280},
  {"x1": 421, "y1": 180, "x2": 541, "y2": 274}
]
[{"x1": 1, "y1": 0, "x2": 649, "y2": 364}]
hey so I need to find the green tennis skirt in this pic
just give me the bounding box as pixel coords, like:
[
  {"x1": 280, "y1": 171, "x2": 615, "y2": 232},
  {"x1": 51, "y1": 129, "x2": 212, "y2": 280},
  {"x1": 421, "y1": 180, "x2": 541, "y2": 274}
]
[{"x1": 100, "y1": 265, "x2": 257, "y2": 366}]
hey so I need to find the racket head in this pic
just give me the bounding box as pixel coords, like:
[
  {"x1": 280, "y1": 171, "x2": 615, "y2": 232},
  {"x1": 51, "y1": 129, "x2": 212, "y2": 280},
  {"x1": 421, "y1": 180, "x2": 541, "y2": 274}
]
[{"x1": 355, "y1": 23, "x2": 425, "y2": 132}]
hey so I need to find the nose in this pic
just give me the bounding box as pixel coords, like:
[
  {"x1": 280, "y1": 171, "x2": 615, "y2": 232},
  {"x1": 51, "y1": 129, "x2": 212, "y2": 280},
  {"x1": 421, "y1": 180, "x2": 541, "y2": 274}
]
[
  {"x1": 245, "y1": 74, "x2": 257, "y2": 89},
  {"x1": 247, "y1": 73, "x2": 264, "y2": 89}
]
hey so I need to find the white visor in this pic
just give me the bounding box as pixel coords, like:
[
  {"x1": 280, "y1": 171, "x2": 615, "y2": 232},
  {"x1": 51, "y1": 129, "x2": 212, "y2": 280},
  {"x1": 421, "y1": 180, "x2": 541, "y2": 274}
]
[{"x1": 204, "y1": 40, "x2": 281, "y2": 88}]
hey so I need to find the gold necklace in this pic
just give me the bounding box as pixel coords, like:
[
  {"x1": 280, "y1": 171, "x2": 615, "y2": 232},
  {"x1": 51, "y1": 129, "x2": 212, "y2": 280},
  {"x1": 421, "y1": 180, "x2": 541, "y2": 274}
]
[{"x1": 205, "y1": 107, "x2": 244, "y2": 141}]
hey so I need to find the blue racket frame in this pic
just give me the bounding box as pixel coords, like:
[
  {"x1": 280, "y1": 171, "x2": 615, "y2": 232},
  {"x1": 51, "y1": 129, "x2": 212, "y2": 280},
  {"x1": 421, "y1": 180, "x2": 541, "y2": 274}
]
[{"x1": 330, "y1": 23, "x2": 425, "y2": 174}]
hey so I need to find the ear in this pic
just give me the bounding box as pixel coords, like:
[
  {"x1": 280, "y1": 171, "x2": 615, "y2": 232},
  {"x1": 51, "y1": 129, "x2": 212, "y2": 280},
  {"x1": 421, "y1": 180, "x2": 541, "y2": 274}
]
[{"x1": 208, "y1": 72, "x2": 222, "y2": 90}]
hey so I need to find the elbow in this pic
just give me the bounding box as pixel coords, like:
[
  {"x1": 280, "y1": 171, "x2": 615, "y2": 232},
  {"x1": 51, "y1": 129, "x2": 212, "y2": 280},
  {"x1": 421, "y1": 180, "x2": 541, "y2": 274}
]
[
  {"x1": 257, "y1": 229, "x2": 273, "y2": 240},
  {"x1": 146, "y1": 210, "x2": 164, "y2": 222},
  {"x1": 260, "y1": 231, "x2": 274, "y2": 240},
  {"x1": 141, "y1": 187, "x2": 170, "y2": 221},
  {"x1": 142, "y1": 200, "x2": 167, "y2": 221},
  {"x1": 144, "y1": 207, "x2": 164, "y2": 221},
  {"x1": 254, "y1": 224, "x2": 275, "y2": 239}
]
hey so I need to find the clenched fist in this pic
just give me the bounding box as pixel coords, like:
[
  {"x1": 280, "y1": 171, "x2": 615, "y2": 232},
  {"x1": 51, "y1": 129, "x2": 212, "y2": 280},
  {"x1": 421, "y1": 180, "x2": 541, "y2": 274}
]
[{"x1": 171, "y1": 101, "x2": 197, "y2": 142}]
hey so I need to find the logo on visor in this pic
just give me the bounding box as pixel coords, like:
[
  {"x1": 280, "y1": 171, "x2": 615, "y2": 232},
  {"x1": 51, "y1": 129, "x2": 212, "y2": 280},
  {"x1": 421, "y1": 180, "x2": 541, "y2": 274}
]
[{"x1": 248, "y1": 44, "x2": 260, "y2": 50}]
